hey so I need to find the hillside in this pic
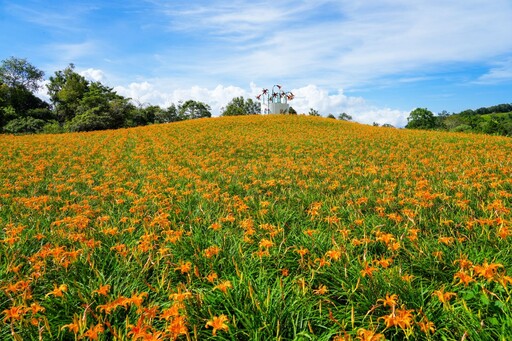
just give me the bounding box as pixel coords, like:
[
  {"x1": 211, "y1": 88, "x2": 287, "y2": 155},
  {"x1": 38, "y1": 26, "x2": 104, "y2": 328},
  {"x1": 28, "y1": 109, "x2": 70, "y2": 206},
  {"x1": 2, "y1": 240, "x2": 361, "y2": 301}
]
[
  {"x1": 441, "y1": 110, "x2": 512, "y2": 135},
  {"x1": 1, "y1": 115, "x2": 512, "y2": 340}
]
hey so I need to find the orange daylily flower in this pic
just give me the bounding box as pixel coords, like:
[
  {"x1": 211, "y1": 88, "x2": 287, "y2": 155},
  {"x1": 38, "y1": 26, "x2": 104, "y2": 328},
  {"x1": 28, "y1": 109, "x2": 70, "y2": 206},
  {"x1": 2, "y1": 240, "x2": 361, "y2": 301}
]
[
  {"x1": 213, "y1": 280, "x2": 233, "y2": 294},
  {"x1": 377, "y1": 293, "x2": 398, "y2": 308},
  {"x1": 205, "y1": 314, "x2": 229, "y2": 336},
  {"x1": 93, "y1": 284, "x2": 111, "y2": 296},
  {"x1": 83, "y1": 323, "x2": 104, "y2": 340},
  {"x1": 46, "y1": 283, "x2": 68, "y2": 298},
  {"x1": 3, "y1": 305, "x2": 26, "y2": 322}
]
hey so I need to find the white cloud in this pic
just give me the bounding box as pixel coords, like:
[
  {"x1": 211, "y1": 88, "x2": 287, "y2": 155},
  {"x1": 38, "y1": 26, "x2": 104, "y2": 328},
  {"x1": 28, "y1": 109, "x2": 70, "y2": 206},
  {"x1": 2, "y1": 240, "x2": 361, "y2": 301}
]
[
  {"x1": 80, "y1": 68, "x2": 105, "y2": 82},
  {"x1": 46, "y1": 41, "x2": 99, "y2": 64},
  {"x1": 290, "y1": 85, "x2": 409, "y2": 127},
  {"x1": 154, "y1": 0, "x2": 512, "y2": 88},
  {"x1": 35, "y1": 80, "x2": 51, "y2": 103},
  {"x1": 114, "y1": 82, "x2": 248, "y2": 112},
  {"x1": 476, "y1": 58, "x2": 512, "y2": 84}
]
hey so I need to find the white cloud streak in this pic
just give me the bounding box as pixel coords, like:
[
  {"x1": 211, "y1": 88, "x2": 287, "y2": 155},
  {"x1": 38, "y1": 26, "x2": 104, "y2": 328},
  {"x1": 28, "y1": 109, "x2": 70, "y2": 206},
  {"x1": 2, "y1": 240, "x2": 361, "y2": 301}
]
[
  {"x1": 45, "y1": 41, "x2": 100, "y2": 65},
  {"x1": 476, "y1": 58, "x2": 512, "y2": 84},
  {"x1": 153, "y1": 0, "x2": 512, "y2": 87}
]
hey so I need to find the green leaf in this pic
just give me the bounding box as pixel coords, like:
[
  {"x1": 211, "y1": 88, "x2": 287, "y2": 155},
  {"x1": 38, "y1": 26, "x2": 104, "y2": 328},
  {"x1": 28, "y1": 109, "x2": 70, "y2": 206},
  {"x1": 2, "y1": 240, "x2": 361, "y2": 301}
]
[{"x1": 480, "y1": 294, "x2": 490, "y2": 305}]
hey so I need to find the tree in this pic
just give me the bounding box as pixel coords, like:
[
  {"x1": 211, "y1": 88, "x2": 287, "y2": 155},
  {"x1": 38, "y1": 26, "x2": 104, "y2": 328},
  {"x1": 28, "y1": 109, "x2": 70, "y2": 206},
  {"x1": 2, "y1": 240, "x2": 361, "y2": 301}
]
[
  {"x1": 221, "y1": 96, "x2": 261, "y2": 116},
  {"x1": 338, "y1": 112, "x2": 352, "y2": 121},
  {"x1": 327, "y1": 114, "x2": 336, "y2": 119},
  {"x1": 308, "y1": 108, "x2": 319, "y2": 116},
  {"x1": 132, "y1": 105, "x2": 160, "y2": 126},
  {"x1": 179, "y1": 100, "x2": 211, "y2": 119},
  {"x1": 154, "y1": 104, "x2": 182, "y2": 123},
  {"x1": 405, "y1": 108, "x2": 437, "y2": 129},
  {"x1": 47, "y1": 64, "x2": 90, "y2": 123},
  {"x1": 0, "y1": 57, "x2": 49, "y2": 121},
  {"x1": 288, "y1": 106, "x2": 297, "y2": 115},
  {"x1": 3, "y1": 116, "x2": 46, "y2": 134},
  {"x1": 65, "y1": 82, "x2": 133, "y2": 132},
  {"x1": 0, "y1": 57, "x2": 44, "y2": 92},
  {"x1": 1, "y1": 105, "x2": 16, "y2": 128}
]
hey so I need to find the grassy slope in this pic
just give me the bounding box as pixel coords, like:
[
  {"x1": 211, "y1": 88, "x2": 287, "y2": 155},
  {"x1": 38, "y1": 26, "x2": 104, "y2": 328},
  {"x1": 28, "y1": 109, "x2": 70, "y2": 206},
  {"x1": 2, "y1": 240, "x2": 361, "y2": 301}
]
[{"x1": 1, "y1": 115, "x2": 512, "y2": 340}]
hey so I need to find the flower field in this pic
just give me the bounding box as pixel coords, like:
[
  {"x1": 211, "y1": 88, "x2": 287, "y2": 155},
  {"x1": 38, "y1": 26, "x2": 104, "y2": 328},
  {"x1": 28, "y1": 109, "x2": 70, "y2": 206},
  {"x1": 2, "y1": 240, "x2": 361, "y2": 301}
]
[{"x1": 1, "y1": 115, "x2": 511, "y2": 340}]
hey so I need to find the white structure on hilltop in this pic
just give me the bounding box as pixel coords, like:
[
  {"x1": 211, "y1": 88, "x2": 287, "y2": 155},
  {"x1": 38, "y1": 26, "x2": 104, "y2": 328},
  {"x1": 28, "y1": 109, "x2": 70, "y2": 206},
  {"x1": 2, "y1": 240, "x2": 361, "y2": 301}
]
[{"x1": 256, "y1": 85, "x2": 294, "y2": 114}]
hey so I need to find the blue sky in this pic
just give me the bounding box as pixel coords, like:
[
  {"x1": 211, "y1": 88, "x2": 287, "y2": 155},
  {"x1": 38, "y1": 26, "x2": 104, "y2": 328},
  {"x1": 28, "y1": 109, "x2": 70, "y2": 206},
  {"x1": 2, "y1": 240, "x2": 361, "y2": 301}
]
[{"x1": 2, "y1": 0, "x2": 512, "y2": 126}]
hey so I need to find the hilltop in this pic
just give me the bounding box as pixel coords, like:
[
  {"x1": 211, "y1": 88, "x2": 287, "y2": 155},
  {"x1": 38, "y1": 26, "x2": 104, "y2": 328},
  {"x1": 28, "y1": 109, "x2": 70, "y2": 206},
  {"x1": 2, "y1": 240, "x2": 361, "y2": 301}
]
[{"x1": 1, "y1": 115, "x2": 511, "y2": 340}]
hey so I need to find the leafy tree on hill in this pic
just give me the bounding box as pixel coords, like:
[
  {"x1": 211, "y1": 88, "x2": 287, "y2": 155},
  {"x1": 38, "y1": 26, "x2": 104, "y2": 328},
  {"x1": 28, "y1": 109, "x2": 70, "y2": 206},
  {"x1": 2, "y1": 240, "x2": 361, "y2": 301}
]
[
  {"x1": 65, "y1": 82, "x2": 135, "y2": 132},
  {"x1": 0, "y1": 57, "x2": 51, "y2": 132},
  {"x1": 3, "y1": 116, "x2": 46, "y2": 134},
  {"x1": 0, "y1": 56, "x2": 44, "y2": 92},
  {"x1": 154, "y1": 104, "x2": 183, "y2": 123},
  {"x1": 132, "y1": 105, "x2": 160, "y2": 126},
  {"x1": 405, "y1": 108, "x2": 438, "y2": 130},
  {"x1": 47, "y1": 64, "x2": 90, "y2": 123},
  {"x1": 179, "y1": 100, "x2": 211, "y2": 119},
  {"x1": 221, "y1": 96, "x2": 261, "y2": 116},
  {"x1": 338, "y1": 112, "x2": 352, "y2": 121},
  {"x1": 308, "y1": 108, "x2": 319, "y2": 116}
]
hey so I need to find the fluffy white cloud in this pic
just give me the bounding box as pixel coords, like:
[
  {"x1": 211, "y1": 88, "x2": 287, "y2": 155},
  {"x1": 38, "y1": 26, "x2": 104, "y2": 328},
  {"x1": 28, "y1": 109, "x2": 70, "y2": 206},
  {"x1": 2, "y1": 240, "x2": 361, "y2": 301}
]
[
  {"x1": 114, "y1": 82, "x2": 248, "y2": 112},
  {"x1": 290, "y1": 85, "x2": 408, "y2": 127},
  {"x1": 80, "y1": 68, "x2": 105, "y2": 82}
]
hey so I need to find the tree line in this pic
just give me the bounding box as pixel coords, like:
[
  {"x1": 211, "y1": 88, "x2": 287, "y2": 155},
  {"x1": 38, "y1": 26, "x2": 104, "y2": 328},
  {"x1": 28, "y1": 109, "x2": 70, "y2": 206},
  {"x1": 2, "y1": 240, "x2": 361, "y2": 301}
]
[
  {"x1": 0, "y1": 57, "x2": 219, "y2": 134},
  {"x1": 405, "y1": 105, "x2": 512, "y2": 136}
]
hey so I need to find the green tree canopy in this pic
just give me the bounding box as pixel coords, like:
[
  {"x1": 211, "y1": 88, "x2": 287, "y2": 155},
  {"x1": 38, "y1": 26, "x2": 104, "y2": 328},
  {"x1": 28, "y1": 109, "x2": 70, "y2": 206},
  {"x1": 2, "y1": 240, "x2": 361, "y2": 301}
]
[
  {"x1": 0, "y1": 57, "x2": 44, "y2": 92},
  {"x1": 65, "y1": 82, "x2": 134, "y2": 132},
  {"x1": 338, "y1": 112, "x2": 352, "y2": 121},
  {"x1": 405, "y1": 108, "x2": 437, "y2": 129},
  {"x1": 47, "y1": 64, "x2": 90, "y2": 123},
  {"x1": 221, "y1": 96, "x2": 261, "y2": 116},
  {"x1": 308, "y1": 108, "x2": 319, "y2": 116},
  {"x1": 154, "y1": 104, "x2": 182, "y2": 123},
  {"x1": 0, "y1": 57, "x2": 50, "y2": 130},
  {"x1": 179, "y1": 100, "x2": 211, "y2": 119}
]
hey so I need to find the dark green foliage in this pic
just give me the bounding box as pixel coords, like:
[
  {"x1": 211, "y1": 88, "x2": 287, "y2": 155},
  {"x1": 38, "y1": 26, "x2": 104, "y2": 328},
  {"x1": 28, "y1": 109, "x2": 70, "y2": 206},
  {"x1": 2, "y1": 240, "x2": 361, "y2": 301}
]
[
  {"x1": 26, "y1": 108, "x2": 55, "y2": 121},
  {"x1": 3, "y1": 116, "x2": 46, "y2": 133},
  {"x1": 180, "y1": 99, "x2": 212, "y2": 119},
  {"x1": 41, "y1": 121, "x2": 64, "y2": 134},
  {"x1": 46, "y1": 64, "x2": 91, "y2": 123},
  {"x1": 154, "y1": 104, "x2": 182, "y2": 123},
  {"x1": 308, "y1": 108, "x2": 319, "y2": 116},
  {"x1": 427, "y1": 104, "x2": 512, "y2": 136},
  {"x1": 0, "y1": 105, "x2": 16, "y2": 128},
  {"x1": 132, "y1": 105, "x2": 160, "y2": 126},
  {"x1": 0, "y1": 57, "x2": 52, "y2": 132},
  {"x1": 405, "y1": 108, "x2": 438, "y2": 129},
  {"x1": 1, "y1": 57, "x2": 220, "y2": 134},
  {"x1": 0, "y1": 56, "x2": 44, "y2": 92},
  {"x1": 338, "y1": 112, "x2": 352, "y2": 121},
  {"x1": 221, "y1": 96, "x2": 261, "y2": 116}
]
